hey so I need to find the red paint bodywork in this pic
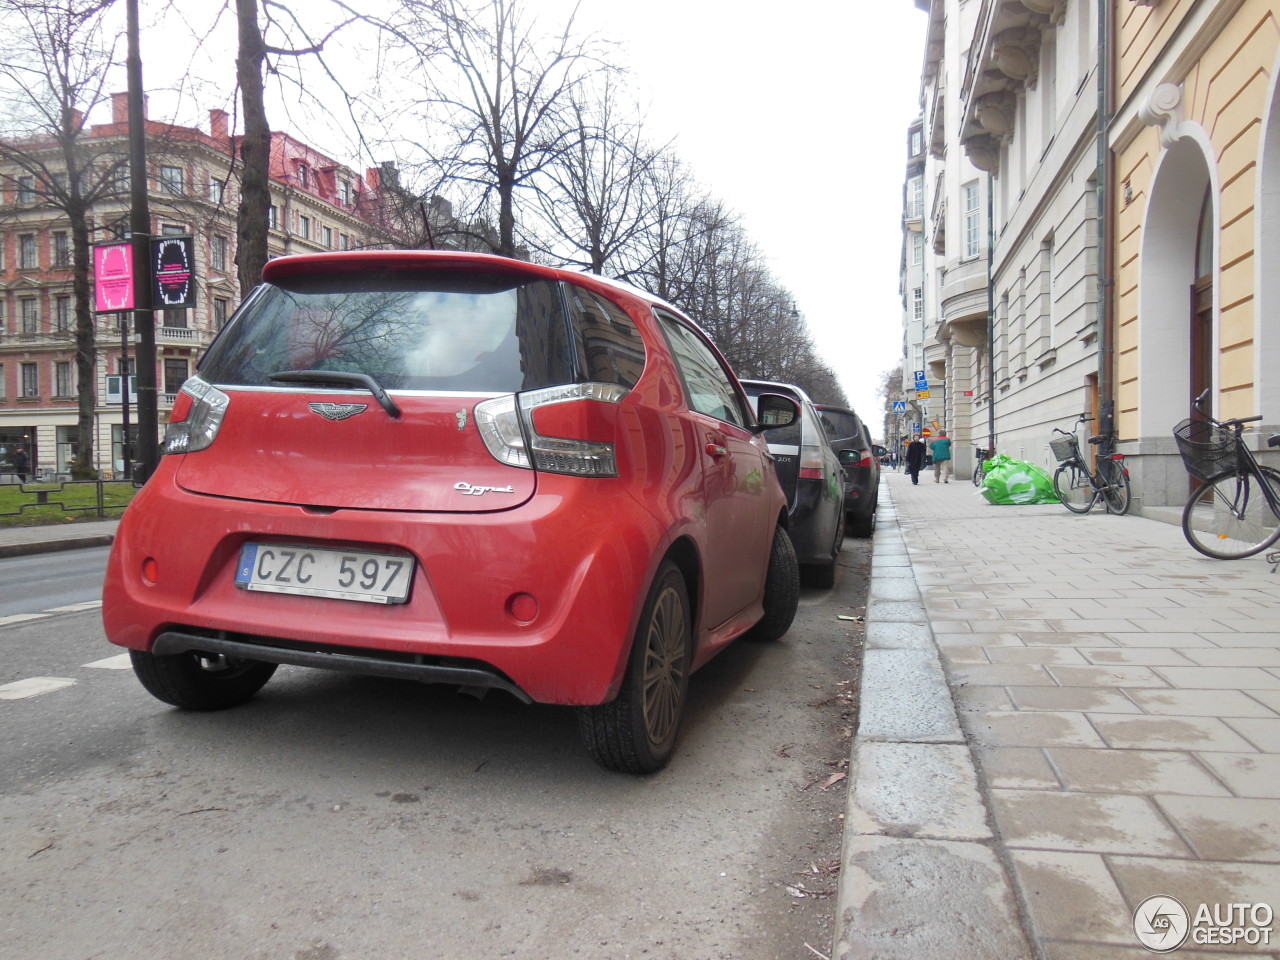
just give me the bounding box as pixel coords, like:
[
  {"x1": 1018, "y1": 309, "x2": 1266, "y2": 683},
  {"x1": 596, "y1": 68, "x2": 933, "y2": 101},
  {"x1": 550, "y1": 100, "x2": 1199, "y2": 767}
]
[{"x1": 102, "y1": 252, "x2": 788, "y2": 706}]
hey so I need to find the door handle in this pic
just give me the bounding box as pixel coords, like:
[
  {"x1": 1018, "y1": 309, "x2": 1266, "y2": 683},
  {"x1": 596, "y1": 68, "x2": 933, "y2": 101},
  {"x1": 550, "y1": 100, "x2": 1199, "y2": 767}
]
[{"x1": 705, "y1": 442, "x2": 728, "y2": 459}]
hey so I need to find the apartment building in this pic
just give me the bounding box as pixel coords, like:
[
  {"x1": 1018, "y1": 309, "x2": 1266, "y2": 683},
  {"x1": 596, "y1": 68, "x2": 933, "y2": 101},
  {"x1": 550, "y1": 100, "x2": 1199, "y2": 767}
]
[
  {"x1": 0, "y1": 93, "x2": 405, "y2": 480},
  {"x1": 1112, "y1": 0, "x2": 1280, "y2": 509},
  {"x1": 907, "y1": 0, "x2": 1280, "y2": 510},
  {"x1": 908, "y1": 0, "x2": 1101, "y2": 483}
]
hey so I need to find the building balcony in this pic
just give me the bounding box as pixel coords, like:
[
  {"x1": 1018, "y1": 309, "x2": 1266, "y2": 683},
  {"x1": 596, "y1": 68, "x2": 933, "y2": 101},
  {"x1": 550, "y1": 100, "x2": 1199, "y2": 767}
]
[{"x1": 0, "y1": 330, "x2": 75, "y2": 347}]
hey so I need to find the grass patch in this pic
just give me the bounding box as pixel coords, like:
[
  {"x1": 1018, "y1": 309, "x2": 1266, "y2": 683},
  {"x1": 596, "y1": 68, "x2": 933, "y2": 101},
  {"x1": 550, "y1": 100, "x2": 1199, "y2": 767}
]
[{"x1": 0, "y1": 480, "x2": 137, "y2": 528}]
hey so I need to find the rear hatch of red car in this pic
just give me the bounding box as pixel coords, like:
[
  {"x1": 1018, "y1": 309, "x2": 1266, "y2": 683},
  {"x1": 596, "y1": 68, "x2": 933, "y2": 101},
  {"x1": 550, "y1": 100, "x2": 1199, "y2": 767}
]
[{"x1": 166, "y1": 254, "x2": 644, "y2": 513}]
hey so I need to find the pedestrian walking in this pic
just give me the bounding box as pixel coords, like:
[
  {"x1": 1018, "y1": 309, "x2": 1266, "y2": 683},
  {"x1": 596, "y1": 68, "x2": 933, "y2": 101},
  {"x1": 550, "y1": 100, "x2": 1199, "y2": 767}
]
[
  {"x1": 905, "y1": 437, "x2": 926, "y2": 485},
  {"x1": 930, "y1": 430, "x2": 953, "y2": 483},
  {"x1": 13, "y1": 447, "x2": 29, "y2": 483}
]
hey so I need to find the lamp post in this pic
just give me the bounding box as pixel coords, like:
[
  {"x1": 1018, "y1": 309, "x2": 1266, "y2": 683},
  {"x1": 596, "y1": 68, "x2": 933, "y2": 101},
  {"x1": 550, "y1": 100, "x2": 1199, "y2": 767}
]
[{"x1": 119, "y1": 315, "x2": 131, "y2": 480}]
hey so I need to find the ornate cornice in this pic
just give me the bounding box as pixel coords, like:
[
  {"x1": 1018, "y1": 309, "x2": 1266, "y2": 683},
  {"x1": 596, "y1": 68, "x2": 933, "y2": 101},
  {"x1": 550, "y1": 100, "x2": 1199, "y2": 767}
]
[{"x1": 1138, "y1": 82, "x2": 1185, "y2": 148}]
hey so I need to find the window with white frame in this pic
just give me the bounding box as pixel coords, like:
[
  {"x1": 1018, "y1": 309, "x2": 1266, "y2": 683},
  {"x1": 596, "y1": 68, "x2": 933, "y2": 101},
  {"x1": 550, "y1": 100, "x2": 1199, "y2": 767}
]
[
  {"x1": 214, "y1": 297, "x2": 228, "y2": 328},
  {"x1": 963, "y1": 180, "x2": 981, "y2": 259},
  {"x1": 911, "y1": 231, "x2": 923, "y2": 266},
  {"x1": 16, "y1": 175, "x2": 35, "y2": 204},
  {"x1": 53, "y1": 231, "x2": 70, "y2": 267},
  {"x1": 268, "y1": 205, "x2": 278, "y2": 229},
  {"x1": 18, "y1": 233, "x2": 37, "y2": 269},
  {"x1": 163, "y1": 307, "x2": 187, "y2": 328},
  {"x1": 20, "y1": 297, "x2": 38, "y2": 334},
  {"x1": 912, "y1": 287, "x2": 923, "y2": 321},
  {"x1": 338, "y1": 233, "x2": 350, "y2": 251},
  {"x1": 908, "y1": 177, "x2": 923, "y2": 219},
  {"x1": 339, "y1": 179, "x2": 351, "y2": 205},
  {"x1": 212, "y1": 234, "x2": 228, "y2": 272},
  {"x1": 299, "y1": 215, "x2": 311, "y2": 240},
  {"x1": 55, "y1": 295, "x2": 70, "y2": 333},
  {"x1": 159, "y1": 165, "x2": 184, "y2": 194},
  {"x1": 322, "y1": 225, "x2": 333, "y2": 249},
  {"x1": 20, "y1": 362, "x2": 38, "y2": 397},
  {"x1": 162, "y1": 223, "x2": 185, "y2": 236},
  {"x1": 208, "y1": 175, "x2": 224, "y2": 204},
  {"x1": 55, "y1": 361, "x2": 73, "y2": 397}
]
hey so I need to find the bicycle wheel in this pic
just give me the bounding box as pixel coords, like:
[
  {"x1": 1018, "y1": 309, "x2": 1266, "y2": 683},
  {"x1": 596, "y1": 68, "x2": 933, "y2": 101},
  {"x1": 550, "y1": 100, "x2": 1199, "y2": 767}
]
[
  {"x1": 1182, "y1": 465, "x2": 1280, "y2": 559},
  {"x1": 1098, "y1": 458, "x2": 1131, "y2": 515},
  {"x1": 972, "y1": 462, "x2": 985, "y2": 487},
  {"x1": 1053, "y1": 462, "x2": 1096, "y2": 513}
]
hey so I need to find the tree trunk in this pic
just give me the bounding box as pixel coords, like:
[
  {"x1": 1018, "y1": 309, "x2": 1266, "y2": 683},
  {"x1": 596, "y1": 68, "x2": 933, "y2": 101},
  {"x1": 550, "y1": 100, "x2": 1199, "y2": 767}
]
[
  {"x1": 69, "y1": 203, "x2": 97, "y2": 479},
  {"x1": 235, "y1": 0, "x2": 271, "y2": 300}
]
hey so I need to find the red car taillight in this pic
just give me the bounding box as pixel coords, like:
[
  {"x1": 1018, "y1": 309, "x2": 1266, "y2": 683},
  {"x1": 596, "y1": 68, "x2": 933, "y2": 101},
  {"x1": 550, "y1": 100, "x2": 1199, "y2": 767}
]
[
  {"x1": 475, "y1": 382, "x2": 626, "y2": 477},
  {"x1": 163, "y1": 378, "x2": 229, "y2": 455},
  {"x1": 799, "y1": 441, "x2": 827, "y2": 480}
]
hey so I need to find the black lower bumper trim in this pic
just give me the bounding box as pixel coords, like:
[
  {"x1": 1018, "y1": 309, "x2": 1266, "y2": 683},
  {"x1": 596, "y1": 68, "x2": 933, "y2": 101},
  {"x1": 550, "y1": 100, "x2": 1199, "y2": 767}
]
[{"x1": 152, "y1": 630, "x2": 533, "y2": 704}]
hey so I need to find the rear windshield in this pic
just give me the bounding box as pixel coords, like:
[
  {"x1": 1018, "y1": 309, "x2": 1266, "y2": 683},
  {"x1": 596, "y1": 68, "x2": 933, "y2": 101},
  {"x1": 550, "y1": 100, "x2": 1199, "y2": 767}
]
[
  {"x1": 817, "y1": 409, "x2": 863, "y2": 445},
  {"x1": 199, "y1": 272, "x2": 578, "y2": 393}
]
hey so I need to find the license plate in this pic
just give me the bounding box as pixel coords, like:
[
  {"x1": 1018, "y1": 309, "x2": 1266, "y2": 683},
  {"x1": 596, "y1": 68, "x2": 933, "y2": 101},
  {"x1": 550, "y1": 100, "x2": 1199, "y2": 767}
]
[{"x1": 235, "y1": 543, "x2": 413, "y2": 604}]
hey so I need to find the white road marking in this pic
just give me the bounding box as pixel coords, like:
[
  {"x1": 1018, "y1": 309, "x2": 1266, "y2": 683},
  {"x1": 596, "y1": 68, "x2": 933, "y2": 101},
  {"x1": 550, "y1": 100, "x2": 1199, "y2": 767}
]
[
  {"x1": 46, "y1": 601, "x2": 103, "y2": 613},
  {"x1": 83, "y1": 654, "x2": 132, "y2": 670},
  {"x1": 0, "y1": 677, "x2": 76, "y2": 700}
]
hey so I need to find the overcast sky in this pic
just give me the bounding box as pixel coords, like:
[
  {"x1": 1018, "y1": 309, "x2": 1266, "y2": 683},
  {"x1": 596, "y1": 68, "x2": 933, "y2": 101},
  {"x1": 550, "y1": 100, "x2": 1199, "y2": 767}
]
[{"x1": 130, "y1": 0, "x2": 927, "y2": 434}]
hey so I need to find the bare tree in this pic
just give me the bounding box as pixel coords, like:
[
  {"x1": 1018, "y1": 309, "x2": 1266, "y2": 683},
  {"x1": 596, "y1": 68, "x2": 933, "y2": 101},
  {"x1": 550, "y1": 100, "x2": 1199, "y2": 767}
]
[
  {"x1": 528, "y1": 77, "x2": 662, "y2": 275},
  {"x1": 396, "y1": 0, "x2": 605, "y2": 259},
  {"x1": 231, "y1": 0, "x2": 371, "y2": 296},
  {"x1": 0, "y1": 0, "x2": 123, "y2": 478}
]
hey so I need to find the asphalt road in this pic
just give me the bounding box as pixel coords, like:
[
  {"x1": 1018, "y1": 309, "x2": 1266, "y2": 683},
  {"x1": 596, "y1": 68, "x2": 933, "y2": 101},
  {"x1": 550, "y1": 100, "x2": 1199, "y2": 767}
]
[
  {"x1": 0, "y1": 546, "x2": 108, "y2": 619},
  {"x1": 0, "y1": 539, "x2": 870, "y2": 960}
]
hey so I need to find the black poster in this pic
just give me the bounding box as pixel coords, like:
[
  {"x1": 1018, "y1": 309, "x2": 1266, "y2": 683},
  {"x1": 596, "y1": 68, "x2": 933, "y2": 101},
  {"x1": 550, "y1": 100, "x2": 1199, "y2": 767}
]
[{"x1": 151, "y1": 235, "x2": 196, "y2": 308}]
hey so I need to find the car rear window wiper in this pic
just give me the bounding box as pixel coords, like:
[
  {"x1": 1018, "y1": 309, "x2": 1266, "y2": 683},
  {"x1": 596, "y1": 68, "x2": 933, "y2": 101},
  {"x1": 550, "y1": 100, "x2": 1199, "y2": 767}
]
[{"x1": 267, "y1": 370, "x2": 402, "y2": 419}]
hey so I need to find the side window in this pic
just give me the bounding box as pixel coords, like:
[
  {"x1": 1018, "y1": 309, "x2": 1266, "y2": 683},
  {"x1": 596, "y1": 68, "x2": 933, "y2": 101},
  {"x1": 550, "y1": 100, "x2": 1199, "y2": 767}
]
[
  {"x1": 564, "y1": 285, "x2": 646, "y2": 387},
  {"x1": 656, "y1": 311, "x2": 748, "y2": 429}
]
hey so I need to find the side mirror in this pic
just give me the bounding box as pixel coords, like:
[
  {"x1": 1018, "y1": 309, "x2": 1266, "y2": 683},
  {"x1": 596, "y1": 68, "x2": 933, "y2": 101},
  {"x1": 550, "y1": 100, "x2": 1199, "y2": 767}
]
[
  {"x1": 837, "y1": 449, "x2": 861, "y2": 466},
  {"x1": 754, "y1": 393, "x2": 800, "y2": 431},
  {"x1": 873, "y1": 445, "x2": 887, "y2": 457}
]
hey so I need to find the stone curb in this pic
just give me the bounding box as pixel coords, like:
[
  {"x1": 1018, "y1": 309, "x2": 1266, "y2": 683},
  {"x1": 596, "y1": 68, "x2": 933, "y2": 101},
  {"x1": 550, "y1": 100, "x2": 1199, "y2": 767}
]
[
  {"x1": 0, "y1": 534, "x2": 115, "y2": 559},
  {"x1": 833, "y1": 486, "x2": 1036, "y2": 960}
]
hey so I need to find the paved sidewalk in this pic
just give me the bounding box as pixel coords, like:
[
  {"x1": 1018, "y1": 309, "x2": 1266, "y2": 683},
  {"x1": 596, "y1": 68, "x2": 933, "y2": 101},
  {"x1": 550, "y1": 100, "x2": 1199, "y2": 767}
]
[
  {"x1": 0, "y1": 518, "x2": 118, "y2": 558},
  {"x1": 835, "y1": 470, "x2": 1280, "y2": 958}
]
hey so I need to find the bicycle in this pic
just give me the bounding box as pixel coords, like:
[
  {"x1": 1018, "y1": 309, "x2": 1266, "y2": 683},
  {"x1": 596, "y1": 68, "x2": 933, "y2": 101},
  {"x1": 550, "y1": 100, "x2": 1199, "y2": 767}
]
[
  {"x1": 1173, "y1": 389, "x2": 1280, "y2": 559},
  {"x1": 972, "y1": 446, "x2": 991, "y2": 487},
  {"x1": 1049, "y1": 414, "x2": 1131, "y2": 515}
]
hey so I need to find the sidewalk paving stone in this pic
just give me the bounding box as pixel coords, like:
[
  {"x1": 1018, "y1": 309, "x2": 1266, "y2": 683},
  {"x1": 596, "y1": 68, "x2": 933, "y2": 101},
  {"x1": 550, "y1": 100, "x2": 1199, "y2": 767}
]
[{"x1": 836, "y1": 470, "x2": 1280, "y2": 959}]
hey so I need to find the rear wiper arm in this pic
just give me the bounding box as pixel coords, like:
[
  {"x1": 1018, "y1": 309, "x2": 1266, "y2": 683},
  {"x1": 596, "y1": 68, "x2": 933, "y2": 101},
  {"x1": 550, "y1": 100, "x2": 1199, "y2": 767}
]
[{"x1": 267, "y1": 370, "x2": 402, "y2": 419}]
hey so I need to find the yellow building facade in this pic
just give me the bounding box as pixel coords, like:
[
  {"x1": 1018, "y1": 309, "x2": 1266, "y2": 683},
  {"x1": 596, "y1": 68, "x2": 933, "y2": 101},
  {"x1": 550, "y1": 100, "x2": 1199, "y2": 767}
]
[{"x1": 1112, "y1": 0, "x2": 1280, "y2": 507}]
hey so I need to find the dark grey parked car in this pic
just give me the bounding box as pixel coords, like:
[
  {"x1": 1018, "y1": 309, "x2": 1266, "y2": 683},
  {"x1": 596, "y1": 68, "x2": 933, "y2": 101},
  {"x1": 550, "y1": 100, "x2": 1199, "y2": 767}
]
[
  {"x1": 815, "y1": 403, "x2": 882, "y2": 538},
  {"x1": 742, "y1": 380, "x2": 845, "y2": 587}
]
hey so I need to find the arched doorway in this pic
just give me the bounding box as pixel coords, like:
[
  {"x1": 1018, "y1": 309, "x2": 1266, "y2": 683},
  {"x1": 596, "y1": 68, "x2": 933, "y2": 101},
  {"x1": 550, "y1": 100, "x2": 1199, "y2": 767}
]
[{"x1": 1138, "y1": 136, "x2": 1215, "y2": 436}]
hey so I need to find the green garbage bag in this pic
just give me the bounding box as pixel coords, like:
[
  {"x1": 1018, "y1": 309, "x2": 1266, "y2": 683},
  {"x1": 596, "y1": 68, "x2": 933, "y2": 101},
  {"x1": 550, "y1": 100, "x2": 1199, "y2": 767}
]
[{"x1": 978, "y1": 454, "x2": 1060, "y2": 505}]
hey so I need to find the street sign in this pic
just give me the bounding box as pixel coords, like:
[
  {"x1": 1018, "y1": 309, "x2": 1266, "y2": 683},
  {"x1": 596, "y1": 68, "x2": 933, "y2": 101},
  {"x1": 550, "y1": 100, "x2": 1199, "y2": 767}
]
[
  {"x1": 892, "y1": 400, "x2": 907, "y2": 412},
  {"x1": 912, "y1": 422, "x2": 922, "y2": 434},
  {"x1": 916, "y1": 390, "x2": 931, "y2": 399},
  {"x1": 922, "y1": 428, "x2": 932, "y2": 438}
]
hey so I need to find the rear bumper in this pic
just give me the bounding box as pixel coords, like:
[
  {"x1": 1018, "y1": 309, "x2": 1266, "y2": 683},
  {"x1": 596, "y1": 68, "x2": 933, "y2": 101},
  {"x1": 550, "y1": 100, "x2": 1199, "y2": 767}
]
[{"x1": 102, "y1": 469, "x2": 665, "y2": 705}]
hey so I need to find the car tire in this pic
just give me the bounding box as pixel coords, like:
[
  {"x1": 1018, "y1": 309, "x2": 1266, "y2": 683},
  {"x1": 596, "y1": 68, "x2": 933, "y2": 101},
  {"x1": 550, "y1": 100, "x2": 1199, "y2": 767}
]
[
  {"x1": 803, "y1": 509, "x2": 843, "y2": 588},
  {"x1": 129, "y1": 649, "x2": 277, "y2": 711},
  {"x1": 745, "y1": 525, "x2": 800, "y2": 641},
  {"x1": 849, "y1": 507, "x2": 875, "y2": 538},
  {"x1": 577, "y1": 561, "x2": 691, "y2": 774}
]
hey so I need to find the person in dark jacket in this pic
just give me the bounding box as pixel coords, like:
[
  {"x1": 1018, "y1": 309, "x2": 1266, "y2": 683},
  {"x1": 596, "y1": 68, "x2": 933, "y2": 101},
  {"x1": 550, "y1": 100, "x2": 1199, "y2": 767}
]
[
  {"x1": 13, "y1": 447, "x2": 29, "y2": 483},
  {"x1": 905, "y1": 438, "x2": 926, "y2": 485}
]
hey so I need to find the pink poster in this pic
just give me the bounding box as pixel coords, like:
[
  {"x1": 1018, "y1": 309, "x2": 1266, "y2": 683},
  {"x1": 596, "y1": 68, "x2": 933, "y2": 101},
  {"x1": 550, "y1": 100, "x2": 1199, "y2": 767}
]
[{"x1": 94, "y1": 242, "x2": 134, "y2": 312}]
